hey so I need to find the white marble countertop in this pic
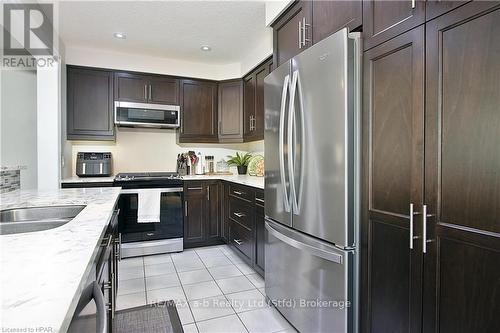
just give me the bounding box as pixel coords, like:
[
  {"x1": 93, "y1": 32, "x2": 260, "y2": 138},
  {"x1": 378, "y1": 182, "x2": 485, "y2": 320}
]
[
  {"x1": 60, "y1": 175, "x2": 116, "y2": 183},
  {"x1": 182, "y1": 174, "x2": 264, "y2": 189},
  {"x1": 0, "y1": 187, "x2": 121, "y2": 333},
  {"x1": 61, "y1": 174, "x2": 264, "y2": 189}
]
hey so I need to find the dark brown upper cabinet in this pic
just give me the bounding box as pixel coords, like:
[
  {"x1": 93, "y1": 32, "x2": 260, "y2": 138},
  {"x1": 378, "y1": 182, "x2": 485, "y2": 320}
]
[
  {"x1": 243, "y1": 57, "x2": 272, "y2": 142},
  {"x1": 243, "y1": 74, "x2": 255, "y2": 138},
  {"x1": 312, "y1": 0, "x2": 362, "y2": 44},
  {"x1": 361, "y1": 26, "x2": 425, "y2": 333},
  {"x1": 148, "y1": 76, "x2": 179, "y2": 104},
  {"x1": 218, "y1": 79, "x2": 244, "y2": 142},
  {"x1": 179, "y1": 79, "x2": 218, "y2": 143},
  {"x1": 114, "y1": 72, "x2": 179, "y2": 105},
  {"x1": 67, "y1": 66, "x2": 115, "y2": 141},
  {"x1": 425, "y1": 0, "x2": 470, "y2": 21},
  {"x1": 272, "y1": 1, "x2": 312, "y2": 67},
  {"x1": 363, "y1": 0, "x2": 425, "y2": 50},
  {"x1": 423, "y1": 3, "x2": 500, "y2": 332}
]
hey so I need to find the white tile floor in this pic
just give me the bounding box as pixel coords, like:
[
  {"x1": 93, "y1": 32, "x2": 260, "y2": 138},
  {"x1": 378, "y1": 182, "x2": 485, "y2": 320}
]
[{"x1": 116, "y1": 244, "x2": 296, "y2": 333}]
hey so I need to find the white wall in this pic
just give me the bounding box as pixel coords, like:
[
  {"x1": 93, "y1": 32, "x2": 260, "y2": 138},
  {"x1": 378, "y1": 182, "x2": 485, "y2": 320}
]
[
  {"x1": 65, "y1": 46, "x2": 242, "y2": 80},
  {"x1": 69, "y1": 127, "x2": 263, "y2": 176},
  {"x1": 0, "y1": 69, "x2": 38, "y2": 189},
  {"x1": 265, "y1": 0, "x2": 294, "y2": 26},
  {"x1": 240, "y1": 29, "x2": 273, "y2": 76},
  {"x1": 37, "y1": 61, "x2": 61, "y2": 190}
]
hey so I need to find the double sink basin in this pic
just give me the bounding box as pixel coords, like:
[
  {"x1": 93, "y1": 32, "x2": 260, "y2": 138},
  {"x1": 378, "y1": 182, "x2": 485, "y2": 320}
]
[{"x1": 0, "y1": 205, "x2": 86, "y2": 235}]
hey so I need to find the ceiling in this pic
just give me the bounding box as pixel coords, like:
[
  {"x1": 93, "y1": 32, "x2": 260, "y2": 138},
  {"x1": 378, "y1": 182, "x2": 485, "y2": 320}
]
[{"x1": 58, "y1": 1, "x2": 270, "y2": 65}]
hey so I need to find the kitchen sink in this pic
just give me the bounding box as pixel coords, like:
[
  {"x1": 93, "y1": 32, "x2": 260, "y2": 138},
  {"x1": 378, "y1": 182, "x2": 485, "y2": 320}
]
[{"x1": 0, "y1": 205, "x2": 86, "y2": 235}]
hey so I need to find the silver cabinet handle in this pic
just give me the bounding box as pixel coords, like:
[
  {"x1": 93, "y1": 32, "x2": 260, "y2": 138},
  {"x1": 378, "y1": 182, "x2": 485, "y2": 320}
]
[
  {"x1": 233, "y1": 212, "x2": 246, "y2": 218},
  {"x1": 298, "y1": 19, "x2": 302, "y2": 49},
  {"x1": 149, "y1": 84, "x2": 152, "y2": 100},
  {"x1": 114, "y1": 233, "x2": 122, "y2": 261},
  {"x1": 185, "y1": 201, "x2": 188, "y2": 217},
  {"x1": 233, "y1": 190, "x2": 244, "y2": 196},
  {"x1": 144, "y1": 84, "x2": 148, "y2": 100},
  {"x1": 101, "y1": 235, "x2": 112, "y2": 248},
  {"x1": 409, "y1": 203, "x2": 421, "y2": 249},
  {"x1": 249, "y1": 115, "x2": 255, "y2": 131},
  {"x1": 422, "y1": 205, "x2": 434, "y2": 253},
  {"x1": 423, "y1": 204, "x2": 427, "y2": 253},
  {"x1": 234, "y1": 239, "x2": 243, "y2": 245},
  {"x1": 188, "y1": 187, "x2": 203, "y2": 191},
  {"x1": 207, "y1": 186, "x2": 210, "y2": 201},
  {"x1": 302, "y1": 17, "x2": 310, "y2": 47},
  {"x1": 412, "y1": 0, "x2": 416, "y2": 9},
  {"x1": 255, "y1": 198, "x2": 265, "y2": 204}
]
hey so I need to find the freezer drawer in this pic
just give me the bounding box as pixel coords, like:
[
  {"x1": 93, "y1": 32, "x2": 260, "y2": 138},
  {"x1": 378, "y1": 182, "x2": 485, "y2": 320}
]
[{"x1": 265, "y1": 219, "x2": 354, "y2": 333}]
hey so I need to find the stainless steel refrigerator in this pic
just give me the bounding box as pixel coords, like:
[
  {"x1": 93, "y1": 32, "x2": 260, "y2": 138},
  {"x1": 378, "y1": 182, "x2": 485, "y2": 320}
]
[{"x1": 264, "y1": 28, "x2": 361, "y2": 333}]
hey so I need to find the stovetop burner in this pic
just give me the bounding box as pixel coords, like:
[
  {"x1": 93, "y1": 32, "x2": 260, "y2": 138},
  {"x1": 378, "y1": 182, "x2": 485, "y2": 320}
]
[{"x1": 115, "y1": 172, "x2": 182, "y2": 181}]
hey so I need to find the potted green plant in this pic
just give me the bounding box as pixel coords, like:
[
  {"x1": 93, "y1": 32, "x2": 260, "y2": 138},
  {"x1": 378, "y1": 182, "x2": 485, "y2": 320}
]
[{"x1": 227, "y1": 152, "x2": 253, "y2": 175}]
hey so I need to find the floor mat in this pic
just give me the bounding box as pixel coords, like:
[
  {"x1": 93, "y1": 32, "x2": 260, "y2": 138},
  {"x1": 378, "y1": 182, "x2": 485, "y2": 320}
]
[{"x1": 113, "y1": 301, "x2": 183, "y2": 333}]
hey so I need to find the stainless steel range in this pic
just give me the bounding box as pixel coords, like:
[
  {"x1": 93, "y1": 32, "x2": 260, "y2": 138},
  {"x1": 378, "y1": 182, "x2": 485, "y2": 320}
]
[{"x1": 114, "y1": 172, "x2": 184, "y2": 258}]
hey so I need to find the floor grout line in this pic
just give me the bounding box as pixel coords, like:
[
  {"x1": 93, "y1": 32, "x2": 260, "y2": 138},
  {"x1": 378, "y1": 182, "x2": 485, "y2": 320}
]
[
  {"x1": 171, "y1": 251, "x2": 198, "y2": 328},
  {"x1": 193, "y1": 247, "x2": 247, "y2": 332},
  {"x1": 118, "y1": 246, "x2": 268, "y2": 332},
  {"x1": 194, "y1": 247, "x2": 252, "y2": 333}
]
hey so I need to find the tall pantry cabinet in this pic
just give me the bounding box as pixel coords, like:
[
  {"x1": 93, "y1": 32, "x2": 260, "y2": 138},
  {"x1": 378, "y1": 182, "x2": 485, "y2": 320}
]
[{"x1": 362, "y1": 1, "x2": 500, "y2": 332}]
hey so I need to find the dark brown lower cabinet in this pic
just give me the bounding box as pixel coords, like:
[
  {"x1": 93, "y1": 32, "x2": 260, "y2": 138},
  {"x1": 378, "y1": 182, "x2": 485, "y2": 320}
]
[
  {"x1": 224, "y1": 183, "x2": 265, "y2": 276},
  {"x1": 423, "y1": 3, "x2": 500, "y2": 332},
  {"x1": 362, "y1": 25, "x2": 425, "y2": 333},
  {"x1": 184, "y1": 181, "x2": 222, "y2": 248},
  {"x1": 363, "y1": 2, "x2": 500, "y2": 333}
]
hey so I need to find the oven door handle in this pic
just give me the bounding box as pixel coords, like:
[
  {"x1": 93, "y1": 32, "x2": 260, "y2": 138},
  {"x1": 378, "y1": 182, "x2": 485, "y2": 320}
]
[{"x1": 120, "y1": 187, "x2": 183, "y2": 194}]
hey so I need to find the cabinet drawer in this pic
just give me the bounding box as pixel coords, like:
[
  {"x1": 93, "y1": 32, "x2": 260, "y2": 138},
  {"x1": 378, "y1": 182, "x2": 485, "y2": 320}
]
[
  {"x1": 184, "y1": 182, "x2": 205, "y2": 194},
  {"x1": 230, "y1": 220, "x2": 253, "y2": 261},
  {"x1": 229, "y1": 197, "x2": 254, "y2": 230},
  {"x1": 229, "y1": 183, "x2": 254, "y2": 202}
]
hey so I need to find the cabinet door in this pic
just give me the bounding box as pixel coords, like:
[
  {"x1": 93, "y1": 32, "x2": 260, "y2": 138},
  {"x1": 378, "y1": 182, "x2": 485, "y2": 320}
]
[
  {"x1": 67, "y1": 67, "x2": 114, "y2": 140},
  {"x1": 424, "y1": 3, "x2": 500, "y2": 332},
  {"x1": 252, "y1": 61, "x2": 270, "y2": 140},
  {"x1": 272, "y1": 1, "x2": 312, "y2": 67},
  {"x1": 361, "y1": 26, "x2": 424, "y2": 333},
  {"x1": 312, "y1": 0, "x2": 362, "y2": 44},
  {"x1": 218, "y1": 80, "x2": 243, "y2": 142},
  {"x1": 184, "y1": 185, "x2": 205, "y2": 246},
  {"x1": 425, "y1": 0, "x2": 470, "y2": 21},
  {"x1": 148, "y1": 76, "x2": 179, "y2": 105},
  {"x1": 179, "y1": 79, "x2": 218, "y2": 143},
  {"x1": 243, "y1": 74, "x2": 255, "y2": 137},
  {"x1": 363, "y1": 0, "x2": 425, "y2": 50},
  {"x1": 206, "y1": 182, "x2": 221, "y2": 242},
  {"x1": 114, "y1": 72, "x2": 149, "y2": 103}
]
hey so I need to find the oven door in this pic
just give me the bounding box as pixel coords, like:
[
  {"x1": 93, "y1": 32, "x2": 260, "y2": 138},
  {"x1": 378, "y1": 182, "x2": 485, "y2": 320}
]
[
  {"x1": 118, "y1": 188, "x2": 183, "y2": 243},
  {"x1": 115, "y1": 101, "x2": 180, "y2": 128}
]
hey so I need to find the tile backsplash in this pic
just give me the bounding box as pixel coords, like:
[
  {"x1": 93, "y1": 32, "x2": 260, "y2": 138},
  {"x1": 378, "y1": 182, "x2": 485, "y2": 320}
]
[{"x1": 1, "y1": 170, "x2": 21, "y2": 193}]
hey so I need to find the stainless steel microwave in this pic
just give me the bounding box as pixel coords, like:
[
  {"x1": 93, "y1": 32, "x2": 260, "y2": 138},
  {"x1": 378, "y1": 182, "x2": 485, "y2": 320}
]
[{"x1": 114, "y1": 101, "x2": 180, "y2": 129}]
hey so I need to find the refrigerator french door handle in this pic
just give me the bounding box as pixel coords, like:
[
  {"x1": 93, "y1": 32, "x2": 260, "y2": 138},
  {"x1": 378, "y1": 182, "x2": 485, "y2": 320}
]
[
  {"x1": 265, "y1": 221, "x2": 343, "y2": 264},
  {"x1": 279, "y1": 74, "x2": 291, "y2": 213},
  {"x1": 288, "y1": 70, "x2": 305, "y2": 215},
  {"x1": 289, "y1": 70, "x2": 306, "y2": 215}
]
